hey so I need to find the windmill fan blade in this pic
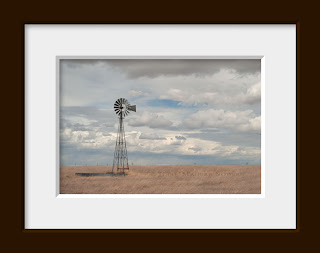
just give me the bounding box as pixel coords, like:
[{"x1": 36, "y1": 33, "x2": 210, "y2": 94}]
[{"x1": 128, "y1": 105, "x2": 136, "y2": 112}]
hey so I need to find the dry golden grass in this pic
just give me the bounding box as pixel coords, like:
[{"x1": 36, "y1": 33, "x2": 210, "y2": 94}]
[{"x1": 60, "y1": 165, "x2": 261, "y2": 194}]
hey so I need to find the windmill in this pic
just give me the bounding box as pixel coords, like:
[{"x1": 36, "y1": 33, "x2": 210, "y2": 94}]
[{"x1": 112, "y1": 98, "x2": 136, "y2": 174}]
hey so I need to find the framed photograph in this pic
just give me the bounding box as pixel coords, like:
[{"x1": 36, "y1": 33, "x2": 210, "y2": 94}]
[
  {"x1": 25, "y1": 24, "x2": 296, "y2": 229},
  {"x1": 58, "y1": 57, "x2": 262, "y2": 195}
]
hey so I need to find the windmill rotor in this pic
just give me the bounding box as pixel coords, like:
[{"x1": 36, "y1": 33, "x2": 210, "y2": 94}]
[{"x1": 114, "y1": 98, "x2": 136, "y2": 117}]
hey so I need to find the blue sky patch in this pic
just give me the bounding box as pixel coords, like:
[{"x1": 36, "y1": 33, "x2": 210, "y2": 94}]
[{"x1": 147, "y1": 99, "x2": 181, "y2": 108}]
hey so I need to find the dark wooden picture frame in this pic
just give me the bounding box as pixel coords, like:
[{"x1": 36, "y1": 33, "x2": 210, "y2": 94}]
[{"x1": 6, "y1": 0, "x2": 312, "y2": 249}]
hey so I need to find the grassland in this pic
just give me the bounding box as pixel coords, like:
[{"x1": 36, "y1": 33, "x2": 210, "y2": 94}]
[{"x1": 60, "y1": 165, "x2": 261, "y2": 194}]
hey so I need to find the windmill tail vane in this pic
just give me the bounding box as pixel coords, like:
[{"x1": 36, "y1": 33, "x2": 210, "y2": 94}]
[{"x1": 112, "y1": 98, "x2": 136, "y2": 174}]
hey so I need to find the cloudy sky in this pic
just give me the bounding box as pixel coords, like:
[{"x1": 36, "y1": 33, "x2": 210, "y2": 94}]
[{"x1": 59, "y1": 59, "x2": 261, "y2": 166}]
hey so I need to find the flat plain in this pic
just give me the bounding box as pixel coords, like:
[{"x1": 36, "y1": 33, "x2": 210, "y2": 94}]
[{"x1": 60, "y1": 165, "x2": 261, "y2": 194}]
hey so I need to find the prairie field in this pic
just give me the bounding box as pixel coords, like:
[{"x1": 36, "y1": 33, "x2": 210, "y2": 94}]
[{"x1": 60, "y1": 165, "x2": 261, "y2": 194}]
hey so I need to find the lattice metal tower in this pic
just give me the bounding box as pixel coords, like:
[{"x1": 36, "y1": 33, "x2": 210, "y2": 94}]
[{"x1": 112, "y1": 98, "x2": 136, "y2": 173}]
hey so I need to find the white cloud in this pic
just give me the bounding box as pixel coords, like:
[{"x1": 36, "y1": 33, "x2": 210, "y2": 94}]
[
  {"x1": 60, "y1": 128, "x2": 115, "y2": 150},
  {"x1": 188, "y1": 146, "x2": 202, "y2": 153},
  {"x1": 126, "y1": 132, "x2": 260, "y2": 160},
  {"x1": 128, "y1": 90, "x2": 149, "y2": 97},
  {"x1": 128, "y1": 111, "x2": 173, "y2": 129},
  {"x1": 181, "y1": 109, "x2": 261, "y2": 133},
  {"x1": 160, "y1": 81, "x2": 261, "y2": 106},
  {"x1": 139, "y1": 133, "x2": 166, "y2": 140}
]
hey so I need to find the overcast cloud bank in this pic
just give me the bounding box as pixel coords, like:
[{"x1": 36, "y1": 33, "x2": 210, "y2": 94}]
[{"x1": 60, "y1": 59, "x2": 261, "y2": 165}]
